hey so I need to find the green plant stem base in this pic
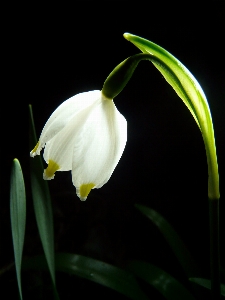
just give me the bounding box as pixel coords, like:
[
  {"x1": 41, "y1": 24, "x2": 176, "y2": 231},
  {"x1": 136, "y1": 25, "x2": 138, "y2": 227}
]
[{"x1": 209, "y1": 198, "x2": 220, "y2": 299}]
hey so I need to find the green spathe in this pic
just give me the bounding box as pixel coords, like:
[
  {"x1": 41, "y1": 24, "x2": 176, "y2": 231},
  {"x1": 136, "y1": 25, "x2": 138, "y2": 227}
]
[{"x1": 102, "y1": 53, "x2": 153, "y2": 99}]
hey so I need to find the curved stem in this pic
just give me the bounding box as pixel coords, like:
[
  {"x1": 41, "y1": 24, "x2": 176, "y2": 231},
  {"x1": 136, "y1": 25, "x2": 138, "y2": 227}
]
[{"x1": 209, "y1": 198, "x2": 220, "y2": 299}]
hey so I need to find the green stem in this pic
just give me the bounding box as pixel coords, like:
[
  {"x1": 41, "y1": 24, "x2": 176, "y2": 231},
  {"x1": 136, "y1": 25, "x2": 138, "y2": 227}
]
[{"x1": 209, "y1": 198, "x2": 220, "y2": 299}]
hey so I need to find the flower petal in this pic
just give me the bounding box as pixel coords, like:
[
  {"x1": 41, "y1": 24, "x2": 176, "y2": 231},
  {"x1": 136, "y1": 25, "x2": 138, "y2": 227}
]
[
  {"x1": 30, "y1": 90, "x2": 101, "y2": 156},
  {"x1": 72, "y1": 95, "x2": 127, "y2": 200},
  {"x1": 43, "y1": 94, "x2": 102, "y2": 173}
]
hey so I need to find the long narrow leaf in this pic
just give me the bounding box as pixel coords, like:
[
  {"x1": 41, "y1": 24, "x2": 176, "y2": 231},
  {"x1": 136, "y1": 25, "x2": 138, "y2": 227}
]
[
  {"x1": 22, "y1": 253, "x2": 149, "y2": 300},
  {"x1": 29, "y1": 105, "x2": 56, "y2": 288},
  {"x1": 189, "y1": 278, "x2": 225, "y2": 296},
  {"x1": 10, "y1": 158, "x2": 26, "y2": 300},
  {"x1": 124, "y1": 32, "x2": 219, "y2": 200},
  {"x1": 128, "y1": 260, "x2": 196, "y2": 300},
  {"x1": 135, "y1": 204, "x2": 201, "y2": 278}
]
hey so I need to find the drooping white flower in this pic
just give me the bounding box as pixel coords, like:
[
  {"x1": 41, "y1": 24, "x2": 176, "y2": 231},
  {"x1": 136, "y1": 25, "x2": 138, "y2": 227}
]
[{"x1": 30, "y1": 90, "x2": 127, "y2": 201}]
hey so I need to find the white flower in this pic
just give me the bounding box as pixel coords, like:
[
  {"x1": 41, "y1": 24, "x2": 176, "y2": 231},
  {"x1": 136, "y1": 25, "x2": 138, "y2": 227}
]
[{"x1": 30, "y1": 90, "x2": 127, "y2": 201}]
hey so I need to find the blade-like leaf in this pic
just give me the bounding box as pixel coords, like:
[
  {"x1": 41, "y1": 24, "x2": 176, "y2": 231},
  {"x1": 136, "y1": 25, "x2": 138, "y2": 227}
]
[
  {"x1": 124, "y1": 33, "x2": 219, "y2": 200},
  {"x1": 135, "y1": 204, "x2": 201, "y2": 278},
  {"x1": 189, "y1": 278, "x2": 225, "y2": 296},
  {"x1": 128, "y1": 260, "x2": 196, "y2": 300},
  {"x1": 22, "y1": 253, "x2": 149, "y2": 300},
  {"x1": 29, "y1": 105, "x2": 56, "y2": 287},
  {"x1": 10, "y1": 158, "x2": 26, "y2": 300}
]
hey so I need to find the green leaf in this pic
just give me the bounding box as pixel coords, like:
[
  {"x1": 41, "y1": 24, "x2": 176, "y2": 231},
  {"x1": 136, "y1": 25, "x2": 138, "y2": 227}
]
[
  {"x1": 189, "y1": 278, "x2": 225, "y2": 296},
  {"x1": 128, "y1": 260, "x2": 196, "y2": 300},
  {"x1": 135, "y1": 204, "x2": 200, "y2": 278},
  {"x1": 22, "y1": 254, "x2": 149, "y2": 300},
  {"x1": 55, "y1": 253, "x2": 149, "y2": 300},
  {"x1": 10, "y1": 158, "x2": 26, "y2": 300},
  {"x1": 29, "y1": 105, "x2": 56, "y2": 289},
  {"x1": 124, "y1": 33, "x2": 219, "y2": 200}
]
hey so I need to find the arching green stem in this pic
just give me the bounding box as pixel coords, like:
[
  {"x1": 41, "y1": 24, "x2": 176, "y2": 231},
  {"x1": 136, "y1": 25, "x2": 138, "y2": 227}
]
[{"x1": 123, "y1": 32, "x2": 220, "y2": 299}]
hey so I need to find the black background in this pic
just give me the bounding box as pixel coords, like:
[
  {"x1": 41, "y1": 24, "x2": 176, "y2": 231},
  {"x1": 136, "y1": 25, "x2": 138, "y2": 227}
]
[{"x1": 1, "y1": 2, "x2": 225, "y2": 299}]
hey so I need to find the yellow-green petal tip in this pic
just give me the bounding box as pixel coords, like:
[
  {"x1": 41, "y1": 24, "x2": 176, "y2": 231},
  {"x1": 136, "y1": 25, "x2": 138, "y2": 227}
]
[
  {"x1": 43, "y1": 159, "x2": 60, "y2": 180},
  {"x1": 79, "y1": 183, "x2": 95, "y2": 201}
]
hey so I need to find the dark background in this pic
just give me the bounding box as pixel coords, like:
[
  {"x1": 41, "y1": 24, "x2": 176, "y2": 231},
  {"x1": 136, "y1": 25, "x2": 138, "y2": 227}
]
[{"x1": 1, "y1": 2, "x2": 225, "y2": 299}]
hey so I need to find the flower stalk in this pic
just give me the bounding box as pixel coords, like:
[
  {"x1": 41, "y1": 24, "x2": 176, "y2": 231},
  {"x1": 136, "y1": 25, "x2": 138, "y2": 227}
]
[
  {"x1": 123, "y1": 33, "x2": 220, "y2": 298},
  {"x1": 124, "y1": 33, "x2": 219, "y2": 200},
  {"x1": 209, "y1": 198, "x2": 220, "y2": 299}
]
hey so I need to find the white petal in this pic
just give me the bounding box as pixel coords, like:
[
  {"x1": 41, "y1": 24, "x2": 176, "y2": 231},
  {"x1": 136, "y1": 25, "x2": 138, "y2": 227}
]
[
  {"x1": 72, "y1": 96, "x2": 127, "y2": 200},
  {"x1": 31, "y1": 90, "x2": 101, "y2": 156},
  {"x1": 43, "y1": 94, "x2": 102, "y2": 171}
]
